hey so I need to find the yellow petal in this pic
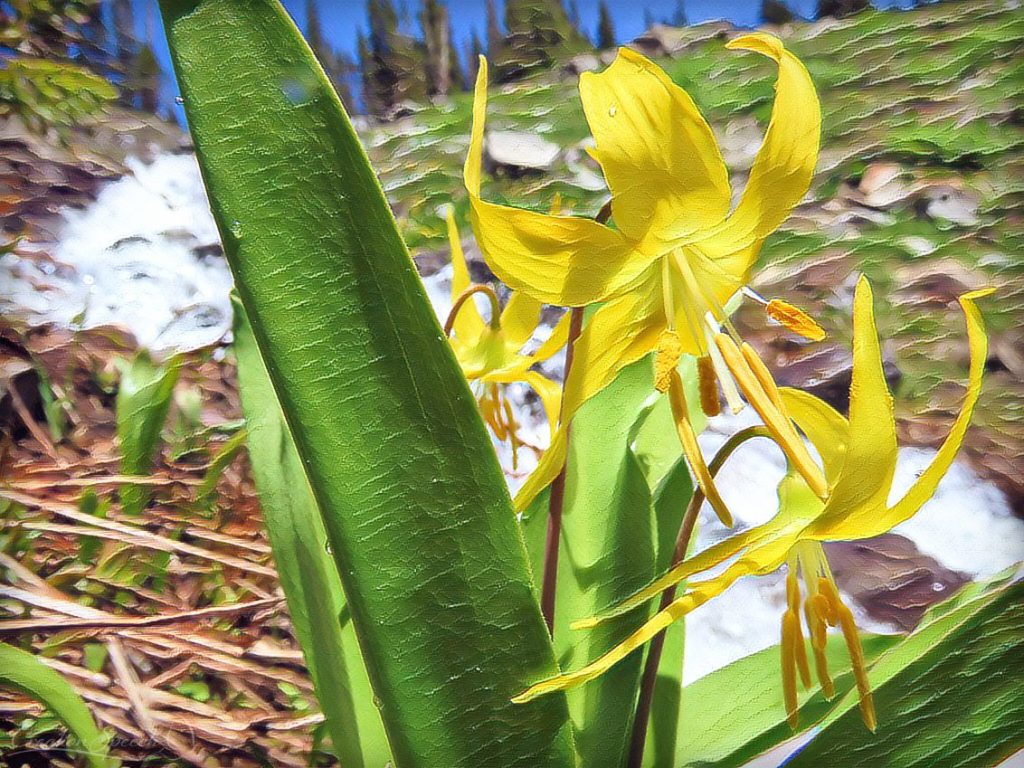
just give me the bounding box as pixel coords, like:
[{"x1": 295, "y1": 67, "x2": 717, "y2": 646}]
[
  {"x1": 470, "y1": 196, "x2": 651, "y2": 306},
  {"x1": 696, "y1": 33, "x2": 820, "y2": 264},
  {"x1": 465, "y1": 57, "x2": 651, "y2": 306},
  {"x1": 513, "y1": 291, "x2": 664, "y2": 512},
  {"x1": 513, "y1": 423, "x2": 567, "y2": 512},
  {"x1": 446, "y1": 208, "x2": 485, "y2": 340},
  {"x1": 816, "y1": 288, "x2": 992, "y2": 540},
  {"x1": 522, "y1": 370, "x2": 562, "y2": 436},
  {"x1": 574, "y1": 518, "x2": 791, "y2": 629},
  {"x1": 812, "y1": 277, "x2": 898, "y2": 527},
  {"x1": 560, "y1": 286, "x2": 666, "y2": 425},
  {"x1": 501, "y1": 291, "x2": 543, "y2": 350},
  {"x1": 578, "y1": 47, "x2": 730, "y2": 247},
  {"x1": 780, "y1": 387, "x2": 849, "y2": 487},
  {"x1": 515, "y1": 535, "x2": 796, "y2": 702},
  {"x1": 530, "y1": 310, "x2": 572, "y2": 363}
]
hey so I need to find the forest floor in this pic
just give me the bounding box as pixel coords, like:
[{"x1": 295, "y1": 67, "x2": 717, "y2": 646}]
[{"x1": 1, "y1": 2, "x2": 1022, "y2": 765}]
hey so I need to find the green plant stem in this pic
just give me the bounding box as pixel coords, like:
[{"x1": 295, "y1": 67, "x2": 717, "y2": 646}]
[
  {"x1": 627, "y1": 425, "x2": 771, "y2": 768},
  {"x1": 540, "y1": 201, "x2": 612, "y2": 635}
]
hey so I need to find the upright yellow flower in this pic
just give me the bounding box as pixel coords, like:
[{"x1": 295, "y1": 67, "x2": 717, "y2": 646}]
[
  {"x1": 513, "y1": 278, "x2": 991, "y2": 733},
  {"x1": 464, "y1": 34, "x2": 822, "y2": 520},
  {"x1": 444, "y1": 209, "x2": 569, "y2": 467}
]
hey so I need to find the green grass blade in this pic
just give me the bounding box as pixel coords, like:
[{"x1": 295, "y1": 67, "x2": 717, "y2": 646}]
[
  {"x1": 0, "y1": 642, "x2": 117, "y2": 768},
  {"x1": 159, "y1": 3, "x2": 573, "y2": 765},
  {"x1": 115, "y1": 352, "x2": 180, "y2": 516},
  {"x1": 233, "y1": 299, "x2": 391, "y2": 766}
]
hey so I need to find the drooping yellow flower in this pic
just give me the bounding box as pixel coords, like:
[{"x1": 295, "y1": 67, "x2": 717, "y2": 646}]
[
  {"x1": 464, "y1": 34, "x2": 822, "y2": 519},
  {"x1": 444, "y1": 209, "x2": 569, "y2": 466},
  {"x1": 512, "y1": 277, "x2": 991, "y2": 732}
]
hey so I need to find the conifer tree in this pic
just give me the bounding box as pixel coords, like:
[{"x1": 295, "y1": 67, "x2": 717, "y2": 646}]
[
  {"x1": 672, "y1": 0, "x2": 689, "y2": 26},
  {"x1": 762, "y1": 0, "x2": 794, "y2": 23},
  {"x1": 485, "y1": 0, "x2": 503, "y2": 58},
  {"x1": 467, "y1": 31, "x2": 484, "y2": 84},
  {"x1": 447, "y1": 19, "x2": 466, "y2": 91},
  {"x1": 495, "y1": 0, "x2": 591, "y2": 81},
  {"x1": 816, "y1": 0, "x2": 869, "y2": 18},
  {"x1": 596, "y1": 0, "x2": 615, "y2": 49},
  {"x1": 421, "y1": 0, "x2": 451, "y2": 95}
]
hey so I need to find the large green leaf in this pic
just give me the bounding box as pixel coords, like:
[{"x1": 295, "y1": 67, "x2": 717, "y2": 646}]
[
  {"x1": 115, "y1": 352, "x2": 180, "y2": 516},
  {"x1": 555, "y1": 358, "x2": 657, "y2": 767},
  {"x1": 788, "y1": 573, "x2": 1023, "y2": 768},
  {"x1": 520, "y1": 355, "x2": 697, "y2": 767},
  {"x1": 0, "y1": 642, "x2": 116, "y2": 768},
  {"x1": 159, "y1": 3, "x2": 572, "y2": 766},
  {"x1": 233, "y1": 299, "x2": 391, "y2": 766},
  {"x1": 676, "y1": 633, "x2": 900, "y2": 767}
]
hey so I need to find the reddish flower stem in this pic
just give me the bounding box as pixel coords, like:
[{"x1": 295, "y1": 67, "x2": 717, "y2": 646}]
[
  {"x1": 627, "y1": 426, "x2": 770, "y2": 768},
  {"x1": 540, "y1": 201, "x2": 612, "y2": 635}
]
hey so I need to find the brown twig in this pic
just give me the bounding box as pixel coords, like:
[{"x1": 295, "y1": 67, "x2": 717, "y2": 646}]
[
  {"x1": 627, "y1": 426, "x2": 770, "y2": 768},
  {"x1": 0, "y1": 597, "x2": 283, "y2": 633},
  {"x1": 540, "y1": 200, "x2": 613, "y2": 635}
]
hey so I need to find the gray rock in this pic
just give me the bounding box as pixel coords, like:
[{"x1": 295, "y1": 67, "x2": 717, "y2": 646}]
[{"x1": 484, "y1": 131, "x2": 560, "y2": 177}]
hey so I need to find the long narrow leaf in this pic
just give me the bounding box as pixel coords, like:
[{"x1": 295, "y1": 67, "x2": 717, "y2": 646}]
[
  {"x1": 116, "y1": 352, "x2": 180, "y2": 515},
  {"x1": 159, "y1": 3, "x2": 573, "y2": 765},
  {"x1": 787, "y1": 573, "x2": 1023, "y2": 768},
  {"x1": 233, "y1": 299, "x2": 390, "y2": 766},
  {"x1": 0, "y1": 642, "x2": 116, "y2": 768}
]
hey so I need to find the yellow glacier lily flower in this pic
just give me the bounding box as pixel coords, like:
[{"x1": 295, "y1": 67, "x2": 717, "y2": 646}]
[
  {"x1": 464, "y1": 34, "x2": 822, "y2": 517},
  {"x1": 512, "y1": 276, "x2": 991, "y2": 733},
  {"x1": 443, "y1": 209, "x2": 569, "y2": 468}
]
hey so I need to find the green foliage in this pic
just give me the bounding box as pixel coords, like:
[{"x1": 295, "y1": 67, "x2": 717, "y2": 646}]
[
  {"x1": 115, "y1": 352, "x2": 181, "y2": 516},
  {"x1": 233, "y1": 297, "x2": 391, "y2": 766},
  {"x1": 0, "y1": 57, "x2": 117, "y2": 132},
  {"x1": 677, "y1": 634, "x2": 900, "y2": 767},
  {"x1": 789, "y1": 573, "x2": 1024, "y2": 767},
  {"x1": 0, "y1": 641, "x2": 117, "y2": 768},
  {"x1": 159, "y1": 1, "x2": 573, "y2": 764}
]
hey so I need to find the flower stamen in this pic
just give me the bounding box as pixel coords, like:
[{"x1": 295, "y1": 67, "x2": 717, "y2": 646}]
[
  {"x1": 697, "y1": 355, "x2": 721, "y2": 417},
  {"x1": 667, "y1": 369, "x2": 733, "y2": 527}
]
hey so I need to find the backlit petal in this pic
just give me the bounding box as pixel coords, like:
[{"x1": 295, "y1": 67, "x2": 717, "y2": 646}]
[
  {"x1": 561, "y1": 284, "x2": 666, "y2": 422},
  {"x1": 579, "y1": 48, "x2": 730, "y2": 246},
  {"x1": 522, "y1": 370, "x2": 562, "y2": 436},
  {"x1": 501, "y1": 291, "x2": 543, "y2": 350},
  {"x1": 446, "y1": 208, "x2": 485, "y2": 340},
  {"x1": 816, "y1": 288, "x2": 992, "y2": 540},
  {"x1": 780, "y1": 387, "x2": 849, "y2": 486},
  {"x1": 514, "y1": 532, "x2": 797, "y2": 702},
  {"x1": 812, "y1": 277, "x2": 898, "y2": 527},
  {"x1": 530, "y1": 311, "x2": 572, "y2": 363},
  {"x1": 513, "y1": 288, "x2": 665, "y2": 511},
  {"x1": 696, "y1": 34, "x2": 820, "y2": 260},
  {"x1": 465, "y1": 57, "x2": 649, "y2": 306}
]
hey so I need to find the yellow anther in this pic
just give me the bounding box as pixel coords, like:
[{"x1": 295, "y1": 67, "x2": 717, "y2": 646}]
[
  {"x1": 804, "y1": 598, "x2": 835, "y2": 699},
  {"x1": 654, "y1": 330, "x2": 683, "y2": 393},
  {"x1": 836, "y1": 598, "x2": 876, "y2": 731},
  {"x1": 697, "y1": 355, "x2": 721, "y2": 417},
  {"x1": 766, "y1": 299, "x2": 826, "y2": 342},
  {"x1": 503, "y1": 396, "x2": 520, "y2": 471},
  {"x1": 781, "y1": 611, "x2": 800, "y2": 729},
  {"x1": 786, "y1": 572, "x2": 801, "y2": 612}
]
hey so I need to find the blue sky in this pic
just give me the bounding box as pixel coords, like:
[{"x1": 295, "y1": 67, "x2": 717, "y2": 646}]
[{"x1": 136, "y1": 0, "x2": 919, "y2": 118}]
